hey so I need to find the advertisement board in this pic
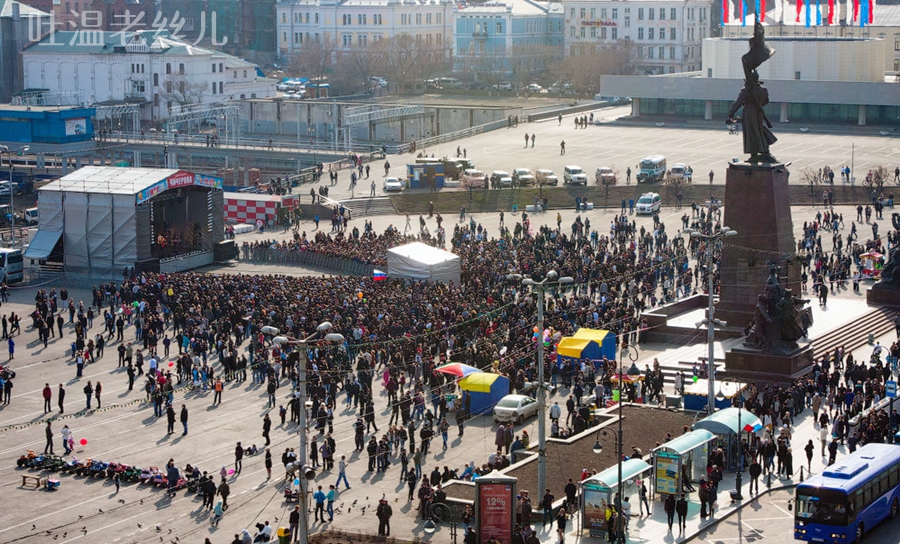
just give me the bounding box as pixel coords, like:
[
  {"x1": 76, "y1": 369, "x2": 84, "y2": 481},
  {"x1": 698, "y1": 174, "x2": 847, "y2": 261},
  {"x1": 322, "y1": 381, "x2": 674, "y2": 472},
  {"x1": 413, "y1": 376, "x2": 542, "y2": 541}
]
[
  {"x1": 136, "y1": 180, "x2": 168, "y2": 205},
  {"x1": 478, "y1": 482, "x2": 514, "y2": 543},
  {"x1": 195, "y1": 174, "x2": 223, "y2": 189},
  {"x1": 65, "y1": 118, "x2": 87, "y2": 136},
  {"x1": 655, "y1": 453, "x2": 680, "y2": 496},
  {"x1": 166, "y1": 171, "x2": 195, "y2": 188},
  {"x1": 582, "y1": 486, "x2": 609, "y2": 534}
]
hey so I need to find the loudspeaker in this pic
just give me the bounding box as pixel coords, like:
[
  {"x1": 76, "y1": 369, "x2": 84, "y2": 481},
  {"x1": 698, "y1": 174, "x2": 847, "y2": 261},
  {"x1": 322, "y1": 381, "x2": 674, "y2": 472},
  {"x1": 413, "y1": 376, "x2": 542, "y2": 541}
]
[
  {"x1": 214, "y1": 240, "x2": 237, "y2": 262},
  {"x1": 302, "y1": 465, "x2": 316, "y2": 480},
  {"x1": 134, "y1": 258, "x2": 160, "y2": 273}
]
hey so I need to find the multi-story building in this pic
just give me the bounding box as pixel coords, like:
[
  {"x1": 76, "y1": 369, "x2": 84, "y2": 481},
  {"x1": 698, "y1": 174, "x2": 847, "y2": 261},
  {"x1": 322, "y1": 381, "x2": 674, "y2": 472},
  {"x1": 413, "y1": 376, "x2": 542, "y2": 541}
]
[
  {"x1": 562, "y1": 0, "x2": 710, "y2": 74},
  {"x1": 21, "y1": 29, "x2": 276, "y2": 121},
  {"x1": 453, "y1": 0, "x2": 564, "y2": 75},
  {"x1": 0, "y1": 0, "x2": 51, "y2": 102},
  {"x1": 275, "y1": 0, "x2": 453, "y2": 58}
]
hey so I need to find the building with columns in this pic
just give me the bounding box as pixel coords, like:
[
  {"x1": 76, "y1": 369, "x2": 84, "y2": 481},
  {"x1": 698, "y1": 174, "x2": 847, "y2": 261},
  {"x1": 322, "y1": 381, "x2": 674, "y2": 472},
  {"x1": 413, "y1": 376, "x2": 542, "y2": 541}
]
[
  {"x1": 276, "y1": 0, "x2": 454, "y2": 58},
  {"x1": 561, "y1": 0, "x2": 711, "y2": 74}
]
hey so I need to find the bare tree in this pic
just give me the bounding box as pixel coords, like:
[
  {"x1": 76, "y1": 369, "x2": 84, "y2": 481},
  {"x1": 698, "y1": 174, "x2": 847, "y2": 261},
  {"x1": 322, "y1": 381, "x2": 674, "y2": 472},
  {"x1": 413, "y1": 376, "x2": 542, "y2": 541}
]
[
  {"x1": 374, "y1": 35, "x2": 449, "y2": 95},
  {"x1": 550, "y1": 42, "x2": 636, "y2": 98},
  {"x1": 507, "y1": 44, "x2": 558, "y2": 93},
  {"x1": 288, "y1": 37, "x2": 337, "y2": 85},
  {"x1": 159, "y1": 75, "x2": 207, "y2": 107}
]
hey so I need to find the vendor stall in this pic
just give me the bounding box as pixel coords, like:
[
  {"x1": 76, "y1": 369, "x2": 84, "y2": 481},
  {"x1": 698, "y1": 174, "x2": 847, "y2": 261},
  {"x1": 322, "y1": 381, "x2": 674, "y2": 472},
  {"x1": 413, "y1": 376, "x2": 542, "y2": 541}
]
[
  {"x1": 682, "y1": 379, "x2": 745, "y2": 412},
  {"x1": 859, "y1": 251, "x2": 884, "y2": 279},
  {"x1": 650, "y1": 429, "x2": 715, "y2": 499},
  {"x1": 458, "y1": 373, "x2": 510, "y2": 416},
  {"x1": 580, "y1": 459, "x2": 652, "y2": 537},
  {"x1": 556, "y1": 329, "x2": 617, "y2": 372}
]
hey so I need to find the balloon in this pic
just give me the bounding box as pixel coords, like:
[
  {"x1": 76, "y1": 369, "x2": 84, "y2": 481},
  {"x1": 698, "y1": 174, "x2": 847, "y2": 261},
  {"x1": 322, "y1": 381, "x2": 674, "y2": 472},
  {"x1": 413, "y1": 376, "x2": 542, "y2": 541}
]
[
  {"x1": 228, "y1": 469, "x2": 235, "y2": 475},
  {"x1": 168, "y1": 362, "x2": 175, "y2": 367},
  {"x1": 294, "y1": 478, "x2": 300, "y2": 486},
  {"x1": 80, "y1": 438, "x2": 87, "y2": 446},
  {"x1": 692, "y1": 375, "x2": 699, "y2": 383},
  {"x1": 533, "y1": 326, "x2": 539, "y2": 333},
  {"x1": 358, "y1": 292, "x2": 363, "y2": 299}
]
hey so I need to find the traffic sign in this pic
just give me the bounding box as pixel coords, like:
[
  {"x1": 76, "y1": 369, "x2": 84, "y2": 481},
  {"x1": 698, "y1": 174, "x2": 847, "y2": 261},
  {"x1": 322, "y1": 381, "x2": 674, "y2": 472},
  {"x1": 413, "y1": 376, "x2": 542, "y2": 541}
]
[{"x1": 887, "y1": 380, "x2": 897, "y2": 399}]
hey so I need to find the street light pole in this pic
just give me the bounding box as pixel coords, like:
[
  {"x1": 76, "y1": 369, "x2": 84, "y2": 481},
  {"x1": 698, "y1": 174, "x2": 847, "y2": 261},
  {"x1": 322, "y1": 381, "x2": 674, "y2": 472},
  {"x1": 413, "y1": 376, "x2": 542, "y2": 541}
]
[
  {"x1": 683, "y1": 225, "x2": 738, "y2": 416},
  {"x1": 0, "y1": 145, "x2": 29, "y2": 247},
  {"x1": 281, "y1": 322, "x2": 344, "y2": 544},
  {"x1": 507, "y1": 270, "x2": 574, "y2": 499},
  {"x1": 593, "y1": 349, "x2": 641, "y2": 544}
]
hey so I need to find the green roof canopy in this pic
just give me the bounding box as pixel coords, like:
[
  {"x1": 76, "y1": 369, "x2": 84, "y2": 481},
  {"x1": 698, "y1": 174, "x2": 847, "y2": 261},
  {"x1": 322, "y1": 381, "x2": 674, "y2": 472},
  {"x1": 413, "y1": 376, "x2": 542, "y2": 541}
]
[
  {"x1": 650, "y1": 429, "x2": 716, "y2": 456},
  {"x1": 693, "y1": 407, "x2": 762, "y2": 436},
  {"x1": 582, "y1": 459, "x2": 652, "y2": 491}
]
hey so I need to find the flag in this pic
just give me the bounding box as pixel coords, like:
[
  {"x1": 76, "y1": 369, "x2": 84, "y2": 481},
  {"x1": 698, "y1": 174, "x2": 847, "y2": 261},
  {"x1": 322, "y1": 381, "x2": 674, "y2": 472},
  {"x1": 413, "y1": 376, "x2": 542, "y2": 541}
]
[
  {"x1": 744, "y1": 422, "x2": 763, "y2": 433},
  {"x1": 827, "y1": 0, "x2": 834, "y2": 24},
  {"x1": 853, "y1": 0, "x2": 859, "y2": 23},
  {"x1": 816, "y1": 0, "x2": 821, "y2": 24},
  {"x1": 805, "y1": 0, "x2": 811, "y2": 26},
  {"x1": 723, "y1": 0, "x2": 729, "y2": 23},
  {"x1": 760, "y1": 0, "x2": 766, "y2": 21},
  {"x1": 741, "y1": 0, "x2": 747, "y2": 25},
  {"x1": 868, "y1": 0, "x2": 873, "y2": 24},
  {"x1": 755, "y1": 0, "x2": 761, "y2": 20},
  {"x1": 860, "y1": 0, "x2": 867, "y2": 26},
  {"x1": 373, "y1": 270, "x2": 387, "y2": 282},
  {"x1": 796, "y1": 0, "x2": 803, "y2": 22}
]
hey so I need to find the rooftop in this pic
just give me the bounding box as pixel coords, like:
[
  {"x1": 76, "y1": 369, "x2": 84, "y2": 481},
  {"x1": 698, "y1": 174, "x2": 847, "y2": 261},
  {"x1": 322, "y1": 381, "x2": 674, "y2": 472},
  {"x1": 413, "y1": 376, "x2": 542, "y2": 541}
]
[
  {"x1": 725, "y1": 2, "x2": 900, "y2": 27},
  {"x1": 40, "y1": 166, "x2": 183, "y2": 196},
  {"x1": 0, "y1": 0, "x2": 50, "y2": 18}
]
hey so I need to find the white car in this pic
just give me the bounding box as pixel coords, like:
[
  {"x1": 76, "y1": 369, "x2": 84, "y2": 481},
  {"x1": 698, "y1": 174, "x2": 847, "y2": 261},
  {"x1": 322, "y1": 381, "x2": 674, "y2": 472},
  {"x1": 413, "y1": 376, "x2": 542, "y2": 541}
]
[
  {"x1": 526, "y1": 83, "x2": 543, "y2": 93},
  {"x1": 563, "y1": 165, "x2": 588, "y2": 186},
  {"x1": 490, "y1": 171, "x2": 513, "y2": 187},
  {"x1": 492, "y1": 81, "x2": 513, "y2": 91},
  {"x1": 383, "y1": 177, "x2": 404, "y2": 192},
  {"x1": 493, "y1": 394, "x2": 539, "y2": 424},
  {"x1": 635, "y1": 192, "x2": 662, "y2": 215}
]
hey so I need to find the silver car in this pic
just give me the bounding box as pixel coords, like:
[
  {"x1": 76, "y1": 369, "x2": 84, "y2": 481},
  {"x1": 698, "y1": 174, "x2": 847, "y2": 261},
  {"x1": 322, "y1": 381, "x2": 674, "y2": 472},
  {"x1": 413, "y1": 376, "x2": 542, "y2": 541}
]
[{"x1": 493, "y1": 394, "x2": 538, "y2": 425}]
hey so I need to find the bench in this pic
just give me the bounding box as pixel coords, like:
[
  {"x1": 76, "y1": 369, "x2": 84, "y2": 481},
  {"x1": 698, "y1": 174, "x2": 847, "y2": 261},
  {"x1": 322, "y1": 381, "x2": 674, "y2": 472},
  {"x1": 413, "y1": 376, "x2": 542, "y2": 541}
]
[{"x1": 21, "y1": 475, "x2": 43, "y2": 488}]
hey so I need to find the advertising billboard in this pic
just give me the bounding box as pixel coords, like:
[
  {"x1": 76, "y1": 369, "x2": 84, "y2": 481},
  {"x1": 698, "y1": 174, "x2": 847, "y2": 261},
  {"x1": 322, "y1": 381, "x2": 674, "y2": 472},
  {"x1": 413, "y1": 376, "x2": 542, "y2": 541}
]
[
  {"x1": 478, "y1": 481, "x2": 515, "y2": 543},
  {"x1": 655, "y1": 453, "x2": 680, "y2": 496}
]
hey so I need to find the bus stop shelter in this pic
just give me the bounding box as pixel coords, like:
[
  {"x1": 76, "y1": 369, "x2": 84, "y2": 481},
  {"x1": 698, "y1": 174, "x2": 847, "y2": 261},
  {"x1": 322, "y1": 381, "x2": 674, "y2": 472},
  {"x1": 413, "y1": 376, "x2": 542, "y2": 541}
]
[
  {"x1": 581, "y1": 458, "x2": 651, "y2": 537},
  {"x1": 650, "y1": 429, "x2": 715, "y2": 499},
  {"x1": 693, "y1": 407, "x2": 763, "y2": 472}
]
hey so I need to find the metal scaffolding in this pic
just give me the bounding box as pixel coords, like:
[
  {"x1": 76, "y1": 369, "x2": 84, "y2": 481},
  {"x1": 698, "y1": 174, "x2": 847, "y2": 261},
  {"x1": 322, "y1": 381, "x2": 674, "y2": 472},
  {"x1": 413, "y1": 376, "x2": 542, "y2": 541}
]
[
  {"x1": 95, "y1": 103, "x2": 142, "y2": 134},
  {"x1": 164, "y1": 102, "x2": 241, "y2": 144},
  {"x1": 13, "y1": 90, "x2": 84, "y2": 107},
  {"x1": 343, "y1": 104, "x2": 426, "y2": 126}
]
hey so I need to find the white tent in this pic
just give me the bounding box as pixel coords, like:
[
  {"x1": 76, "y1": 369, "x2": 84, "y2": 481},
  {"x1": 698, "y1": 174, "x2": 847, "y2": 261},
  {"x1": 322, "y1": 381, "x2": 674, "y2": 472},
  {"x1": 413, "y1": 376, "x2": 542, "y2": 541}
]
[{"x1": 386, "y1": 242, "x2": 460, "y2": 284}]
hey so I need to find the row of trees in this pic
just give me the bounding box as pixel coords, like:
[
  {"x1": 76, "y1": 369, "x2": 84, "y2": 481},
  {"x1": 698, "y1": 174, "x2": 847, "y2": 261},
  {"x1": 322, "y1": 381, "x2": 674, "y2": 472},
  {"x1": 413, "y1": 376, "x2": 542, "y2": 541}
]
[{"x1": 285, "y1": 36, "x2": 636, "y2": 97}]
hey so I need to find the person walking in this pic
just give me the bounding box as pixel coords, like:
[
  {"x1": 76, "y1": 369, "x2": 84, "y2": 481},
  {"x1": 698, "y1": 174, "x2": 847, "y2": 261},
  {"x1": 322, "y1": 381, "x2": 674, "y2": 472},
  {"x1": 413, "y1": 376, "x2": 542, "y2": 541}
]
[
  {"x1": 264, "y1": 448, "x2": 273, "y2": 479},
  {"x1": 83, "y1": 381, "x2": 93, "y2": 410},
  {"x1": 61, "y1": 424, "x2": 72, "y2": 454},
  {"x1": 664, "y1": 493, "x2": 676, "y2": 531},
  {"x1": 42, "y1": 383, "x2": 52, "y2": 413},
  {"x1": 166, "y1": 404, "x2": 176, "y2": 434},
  {"x1": 804, "y1": 439, "x2": 814, "y2": 472},
  {"x1": 180, "y1": 404, "x2": 189, "y2": 435},
  {"x1": 555, "y1": 507, "x2": 568, "y2": 543},
  {"x1": 289, "y1": 506, "x2": 301, "y2": 543},
  {"x1": 44, "y1": 421, "x2": 54, "y2": 454},
  {"x1": 234, "y1": 442, "x2": 243, "y2": 474},
  {"x1": 542, "y1": 489, "x2": 555, "y2": 526},
  {"x1": 213, "y1": 377, "x2": 223, "y2": 405},
  {"x1": 749, "y1": 457, "x2": 762, "y2": 494},
  {"x1": 336, "y1": 455, "x2": 351, "y2": 489},
  {"x1": 326, "y1": 484, "x2": 336, "y2": 521},
  {"x1": 94, "y1": 381, "x2": 102, "y2": 408},
  {"x1": 217, "y1": 478, "x2": 231, "y2": 510},
  {"x1": 7, "y1": 336, "x2": 14, "y2": 360},
  {"x1": 58, "y1": 384, "x2": 65, "y2": 414},
  {"x1": 560, "y1": 141, "x2": 566, "y2": 155},
  {"x1": 525, "y1": 133, "x2": 529, "y2": 148},
  {"x1": 313, "y1": 485, "x2": 326, "y2": 522},
  {"x1": 675, "y1": 493, "x2": 688, "y2": 531}
]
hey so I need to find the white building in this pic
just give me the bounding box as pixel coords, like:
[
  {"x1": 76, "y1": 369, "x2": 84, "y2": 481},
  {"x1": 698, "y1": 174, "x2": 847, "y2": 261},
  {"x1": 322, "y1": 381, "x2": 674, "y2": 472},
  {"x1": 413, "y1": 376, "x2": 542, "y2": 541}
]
[
  {"x1": 22, "y1": 30, "x2": 277, "y2": 121},
  {"x1": 562, "y1": 0, "x2": 711, "y2": 74},
  {"x1": 276, "y1": 0, "x2": 453, "y2": 57}
]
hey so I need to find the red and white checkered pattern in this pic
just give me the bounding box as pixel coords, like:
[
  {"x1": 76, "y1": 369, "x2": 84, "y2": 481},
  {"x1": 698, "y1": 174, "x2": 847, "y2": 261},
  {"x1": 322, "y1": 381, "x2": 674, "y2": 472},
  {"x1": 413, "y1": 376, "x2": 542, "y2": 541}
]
[{"x1": 224, "y1": 197, "x2": 279, "y2": 225}]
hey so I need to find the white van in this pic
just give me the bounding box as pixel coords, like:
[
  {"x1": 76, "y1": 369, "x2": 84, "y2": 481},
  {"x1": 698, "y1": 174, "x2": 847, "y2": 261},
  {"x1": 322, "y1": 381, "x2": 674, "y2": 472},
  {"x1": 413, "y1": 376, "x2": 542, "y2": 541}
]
[
  {"x1": 635, "y1": 192, "x2": 662, "y2": 215},
  {"x1": 24, "y1": 207, "x2": 38, "y2": 226}
]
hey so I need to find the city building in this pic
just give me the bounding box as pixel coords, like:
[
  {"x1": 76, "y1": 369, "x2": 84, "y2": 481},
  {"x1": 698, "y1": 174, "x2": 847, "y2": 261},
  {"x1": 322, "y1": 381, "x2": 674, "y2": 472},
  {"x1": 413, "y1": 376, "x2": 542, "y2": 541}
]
[
  {"x1": 275, "y1": 0, "x2": 454, "y2": 58},
  {"x1": 0, "y1": 0, "x2": 51, "y2": 102},
  {"x1": 21, "y1": 29, "x2": 276, "y2": 122},
  {"x1": 561, "y1": 0, "x2": 711, "y2": 74},
  {"x1": 452, "y1": 0, "x2": 564, "y2": 74},
  {"x1": 599, "y1": 35, "x2": 900, "y2": 124}
]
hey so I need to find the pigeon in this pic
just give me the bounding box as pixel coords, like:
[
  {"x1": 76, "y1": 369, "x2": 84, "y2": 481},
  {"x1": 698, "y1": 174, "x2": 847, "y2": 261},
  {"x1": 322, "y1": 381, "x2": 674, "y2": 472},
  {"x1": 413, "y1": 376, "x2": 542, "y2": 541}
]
[
  {"x1": 118, "y1": 499, "x2": 126, "y2": 503},
  {"x1": 31, "y1": 525, "x2": 35, "y2": 530},
  {"x1": 99, "y1": 508, "x2": 103, "y2": 513},
  {"x1": 168, "y1": 529, "x2": 172, "y2": 534},
  {"x1": 54, "y1": 536, "x2": 58, "y2": 540},
  {"x1": 156, "y1": 524, "x2": 161, "y2": 532},
  {"x1": 352, "y1": 500, "x2": 357, "y2": 506},
  {"x1": 138, "y1": 523, "x2": 143, "y2": 529},
  {"x1": 140, "y1": 499, "x2": 144, "y2": 505},
  {"x1": 63, "y1": 533, "x2": 67, "y2": 538},
  {"x1": 78, "y1": 515, "x2": 84, "y2": 519}
]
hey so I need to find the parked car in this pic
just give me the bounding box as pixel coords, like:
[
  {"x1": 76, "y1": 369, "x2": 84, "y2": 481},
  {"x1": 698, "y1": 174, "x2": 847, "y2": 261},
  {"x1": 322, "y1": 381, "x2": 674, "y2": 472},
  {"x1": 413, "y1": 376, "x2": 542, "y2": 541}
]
[
  {"x1": 563, "y1": 165, "x2": 588, "y2": 186},
  {"x1": 669, "y1": 163, "x2": 686, "y2": 180},
  {"x1": 526, "y1": 83, "x2": 543, "y2": 93},
  {"x1": 462, "y1": 169, "x2": 487, "y2": 189},
  {"x1": 549, "y1": 82, "x2": 574, "y2": 95},
  {"x1": 535, "y1": 169, "x2": 559, "y2": 186},
  {"x1": 490, "y1": 170, "x2": 513, "y2": 188},
  {"x1": 493, "y1": 394, "x2": 539, "y2": 424},
  {"x1": 595, "y1": 167, "x2": 617, "y2": 185},
  {"x1": 383, "y1": 177, "x2": 404, "y2": 192},
  {"x1": 24, "y1": 207, "x2": 39, "y2": 226},
  {"x1": 511, "y1": 168, "x2": 535, "y2": 186},
  {"x1": 491, "y1": 81, "x2": 513, "y2": 91},
  {"x1": 635, "y1": 192, "x2": 662, "y2": 215}
]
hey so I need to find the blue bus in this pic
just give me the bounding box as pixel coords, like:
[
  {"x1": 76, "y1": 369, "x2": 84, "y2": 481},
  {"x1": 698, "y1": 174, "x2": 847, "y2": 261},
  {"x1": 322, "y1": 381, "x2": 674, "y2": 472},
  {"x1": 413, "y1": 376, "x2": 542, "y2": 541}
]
[{"x1": 795, "y1": 443, "x2": 900, "y2": 543}]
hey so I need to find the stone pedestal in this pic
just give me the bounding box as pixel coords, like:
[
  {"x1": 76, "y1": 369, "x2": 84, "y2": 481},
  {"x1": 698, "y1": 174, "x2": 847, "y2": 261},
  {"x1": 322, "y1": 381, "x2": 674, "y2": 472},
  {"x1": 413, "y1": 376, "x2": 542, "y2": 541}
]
[
  {"x1": 867, "y1": 287, "x2": 900, "y2": 307},
  {"x1": 724, "y1": 344, "x2": 814, "y2": 380},
  {"x1": 718, "y1": 162, "x2": 801, "y2": 329}
]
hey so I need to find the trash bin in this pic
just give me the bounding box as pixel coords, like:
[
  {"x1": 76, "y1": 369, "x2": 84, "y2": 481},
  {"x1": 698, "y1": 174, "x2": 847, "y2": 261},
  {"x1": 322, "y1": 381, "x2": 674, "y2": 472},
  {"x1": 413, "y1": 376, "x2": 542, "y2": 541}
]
[{"x1": 277, "y1": 527, "x2": 291, "y2": 544}]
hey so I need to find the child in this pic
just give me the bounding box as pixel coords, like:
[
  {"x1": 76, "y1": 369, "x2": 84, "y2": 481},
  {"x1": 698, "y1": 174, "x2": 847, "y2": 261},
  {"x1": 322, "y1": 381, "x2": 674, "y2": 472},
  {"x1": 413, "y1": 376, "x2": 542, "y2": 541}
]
[{"x1": 212, "y1": 501, "x2": 223, "y2": 526}]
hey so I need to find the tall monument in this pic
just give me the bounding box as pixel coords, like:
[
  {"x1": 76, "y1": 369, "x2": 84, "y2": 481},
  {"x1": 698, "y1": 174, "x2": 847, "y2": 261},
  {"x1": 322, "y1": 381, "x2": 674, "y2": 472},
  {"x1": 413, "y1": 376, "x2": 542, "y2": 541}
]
[{"x1": 719, "y1": 20, "x2": 811, "y2": 377}]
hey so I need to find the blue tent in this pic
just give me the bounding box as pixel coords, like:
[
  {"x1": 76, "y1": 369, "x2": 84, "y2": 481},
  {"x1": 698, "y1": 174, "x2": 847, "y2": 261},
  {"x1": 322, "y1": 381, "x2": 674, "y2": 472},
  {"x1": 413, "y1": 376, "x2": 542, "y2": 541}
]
[
  {"x1": 556, "y1": 328, "x2": 617, "y2": 370},
  {"x1": 459, "y1": 373, "x2": 510, "y2": 415}
]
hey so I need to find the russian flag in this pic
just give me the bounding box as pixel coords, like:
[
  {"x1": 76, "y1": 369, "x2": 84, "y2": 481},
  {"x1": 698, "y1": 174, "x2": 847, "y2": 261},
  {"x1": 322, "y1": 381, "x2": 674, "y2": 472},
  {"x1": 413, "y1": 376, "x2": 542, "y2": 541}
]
[
  {"x1": 744, "y1": 422, "x2": 763, "y2": 433},
  {"x1": 373, "y1": 270, "x2": 387, "y2": 282}
]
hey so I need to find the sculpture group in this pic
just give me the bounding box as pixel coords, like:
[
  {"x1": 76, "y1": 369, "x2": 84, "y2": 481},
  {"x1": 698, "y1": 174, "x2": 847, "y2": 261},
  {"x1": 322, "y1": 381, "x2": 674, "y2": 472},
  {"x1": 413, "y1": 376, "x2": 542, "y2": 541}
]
[{"x1": 743, "y1": 266, "x2": 811, "y2": 352}]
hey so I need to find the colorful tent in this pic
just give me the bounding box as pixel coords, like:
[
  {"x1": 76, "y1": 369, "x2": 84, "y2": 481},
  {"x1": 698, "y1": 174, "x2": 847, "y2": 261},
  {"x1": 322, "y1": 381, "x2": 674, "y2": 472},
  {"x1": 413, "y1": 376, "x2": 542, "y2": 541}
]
[
  {"x1": 458, "y1": 372, "x2": 510, "y2": 415},
  {"x1": 436, "y1": 362, "x2": 481, "y2": 378},
  {"x1": 556, "y1": 328, "x2": 617, "y2": 368}
]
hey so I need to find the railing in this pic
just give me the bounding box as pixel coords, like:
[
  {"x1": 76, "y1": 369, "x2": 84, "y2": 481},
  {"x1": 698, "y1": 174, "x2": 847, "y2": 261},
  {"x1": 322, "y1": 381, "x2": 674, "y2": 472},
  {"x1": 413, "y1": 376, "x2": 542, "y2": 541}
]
[
  {"x1": 390, "y1": 118, "x2": 508, "y2": 154},
  {"x1": 240, "y1": 247, "x2": 376, "y2": 277},
  {"x1": 104, "y1": 132, "x2": 353, "y2": 154}
]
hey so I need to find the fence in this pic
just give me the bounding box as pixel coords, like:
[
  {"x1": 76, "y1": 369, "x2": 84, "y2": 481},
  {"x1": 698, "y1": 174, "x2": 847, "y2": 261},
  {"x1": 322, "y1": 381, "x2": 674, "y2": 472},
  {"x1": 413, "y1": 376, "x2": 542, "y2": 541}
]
[
  {"x1": 242, "y1": 247, "x2": 376, "y2": 277},
  {"x1": 389, "y1": 119, "x2": 509, "y2": 154}
]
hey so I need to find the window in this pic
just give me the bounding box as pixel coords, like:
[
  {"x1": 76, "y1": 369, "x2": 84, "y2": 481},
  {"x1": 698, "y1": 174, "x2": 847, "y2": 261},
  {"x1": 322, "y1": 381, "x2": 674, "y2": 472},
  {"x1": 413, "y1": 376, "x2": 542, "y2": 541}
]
[
  {"x1": 219, "y1": 82, "x2": 223, "y2": 94},
  {"x1": 416, "y1": 13, "x2": 421, "y2": 24},
  {"x1": 649, "y1": 8, "x2": 654, "y2": 20},
  {"x1": 624, "y1": 16, "x2": 630, "y2": 27},
  {"x1": 670, "y1": 46, "x2": 675, "y2": 59},
  {"x1": 671, "y1": 8, "x2": 677, "y2": 20},
  {"x1": 359, "y1": 14, "x2": 366, "y2": 24},
  {"x1": 166, "y1": 63, "x2": 171, "y2": 75},
  {"x1": 212, "y1": 82, "x2": 216, "y2": 94},
  {"x1": 570, "y1": 26, "x2": 576, "y2": 37},
  {"x1": 153, "y1": 73, "x2": 158, "y2": 86},
  {"x1": 795, "y1": 71, "x2": 801, "y2": 80},
  {"x1": 179, "y1": 63, "x2": 184, "y2": 75},
  {"x1": 601, "y1": 27, "x2": 607, "y2": 39},
  {"x1": 601, "y1": 8, "x2": 606, "y2": 18},
  {"x1": 659, "y1": 46, "x2": 664, "y2": 58},
  {"x1": 315, "y1": 13, "x2": 319, "y2": 23},
  {"x1": 591, "y1": 8, "x2": 596, "y2": 18},
  {"x1": 580, "y1": 8, "x2": 586, "y2": 18},
  {"x1": 233, "y1": 71, "x2": 237, "y2": 78},
  {"x1": 496, "y1": 22, "x2": 502, "y2": 33},
  {"x1": 281, "y1": 13, "x2": 286, "y2": 23},
  {"x1": 895, "y1": 59, "x2": 900, "y2": 71},
  {"x1": 648, "y1": 47, "x2": 654, "y2": 58},
  {"x1": 648, "y1": 28, "x2": 654, "y2": 40},
  {"x1": 612, "y1": 8, "x2": 617, "y2": 19},
  {"x1": 611, "y1": 27, "x2": 617, "y2": 39},
  {"x1": 638, "y1": 8, "x2": 643, "y2": 20},
  {"x1": 401, "y1": 14, "x2": 406, "y2": 24},
  {"x1": 212, "y1": 63, "x2": 216, "y2": 73},
  {"x1": 671, "y1": 28, "x2": 676, "y2": 40},
  {"x1": 660, "y1": 28, "x2": 665, "y2": 40},
  {"x1": 580, "y1": 26, "x2": 585, "y2": 38},
  {"x1": 638, "y1": 27, "x2": 644, "y2": 40},
  {"x1": 660, "y1": 8, "x2": 665, "y2": 20},
  {"x1": 359, "y1": 34, "x2": 367, "y2": 46},
  {"x1": 437, "y1": 14, "x2": 441, "y2": 23},
  {"x1": 243, "y1": 70, "x2": 246, "y2": 78},
  {"x1": 343, "y1": 33, "x2": 352, "y2": 46},
  {"x1": 590, "y1": 27, "x2": 596, "y2": 38},
  {"x1": 570, "y1": 8, "x2": 575, "y2": 18},
  {"x1": 895, "y1": 36, "x2": 900, "y2": 51},
  {"x1": 427, "y1": 13, "x2": 431, "y2": 23}
]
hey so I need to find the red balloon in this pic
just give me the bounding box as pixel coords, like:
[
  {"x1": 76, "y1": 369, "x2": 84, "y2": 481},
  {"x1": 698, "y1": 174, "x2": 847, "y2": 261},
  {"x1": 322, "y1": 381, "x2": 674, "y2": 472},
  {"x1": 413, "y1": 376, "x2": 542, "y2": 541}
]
[
  {"x1": 168, "y1": 362, "x2": 175, "y2": 367},
  {"x1": 79, "y1": 438, "x2": 87, "y2": 446}
]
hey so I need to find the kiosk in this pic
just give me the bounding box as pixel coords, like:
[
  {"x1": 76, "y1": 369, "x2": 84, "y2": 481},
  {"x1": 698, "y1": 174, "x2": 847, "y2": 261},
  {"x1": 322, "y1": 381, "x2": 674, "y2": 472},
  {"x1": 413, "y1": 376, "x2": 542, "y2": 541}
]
[{"x1": 650, "y1": 429, "x2": 716, "y2": 499}]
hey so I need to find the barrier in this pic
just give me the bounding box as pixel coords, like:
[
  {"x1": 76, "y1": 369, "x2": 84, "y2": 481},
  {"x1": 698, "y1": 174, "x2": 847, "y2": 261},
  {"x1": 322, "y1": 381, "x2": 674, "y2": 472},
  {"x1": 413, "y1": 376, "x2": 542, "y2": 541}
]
[{"x1": 246, "y1": 248, "x2": 376, "y2": 277}]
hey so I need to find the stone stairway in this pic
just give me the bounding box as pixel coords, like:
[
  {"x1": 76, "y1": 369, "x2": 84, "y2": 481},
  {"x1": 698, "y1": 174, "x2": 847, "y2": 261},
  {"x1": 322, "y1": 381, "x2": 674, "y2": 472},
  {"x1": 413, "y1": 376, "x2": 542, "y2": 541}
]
[{"x1": 341, "y1": 197, "x2": 397, "y2": 217}]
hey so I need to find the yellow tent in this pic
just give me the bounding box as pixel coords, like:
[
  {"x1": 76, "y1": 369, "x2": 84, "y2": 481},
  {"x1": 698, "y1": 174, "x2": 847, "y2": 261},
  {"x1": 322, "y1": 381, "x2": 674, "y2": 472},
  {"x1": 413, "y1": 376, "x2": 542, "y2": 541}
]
[{"x1": 557, "y1": 338, "x2": 593, "y2": 358}]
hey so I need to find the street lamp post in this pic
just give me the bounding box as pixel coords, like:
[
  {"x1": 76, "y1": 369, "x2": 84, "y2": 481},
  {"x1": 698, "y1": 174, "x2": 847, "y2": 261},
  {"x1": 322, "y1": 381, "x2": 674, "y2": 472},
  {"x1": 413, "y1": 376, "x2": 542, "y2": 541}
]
[
  {"x1": 592, "y1": 348, "x2": 641, "y2": 544},
  {"x1": 682, "y1": 225, "x2": 738, "y2": 415},
  {"x1": 279, "y1": 322, "x2": 345, "y2": 544},
  {"x1": 507, "y1": 270, "x2": 574, "y2": 498},
  {"x1": 423, "y1": 502, "x2": 462, "y2": 544},
  {"x1": 716, "y1": 378, "x2": 744, "y2": 501},
  {"x1": 0, "y1": 145, "x2": 30, "y2": 247}
]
